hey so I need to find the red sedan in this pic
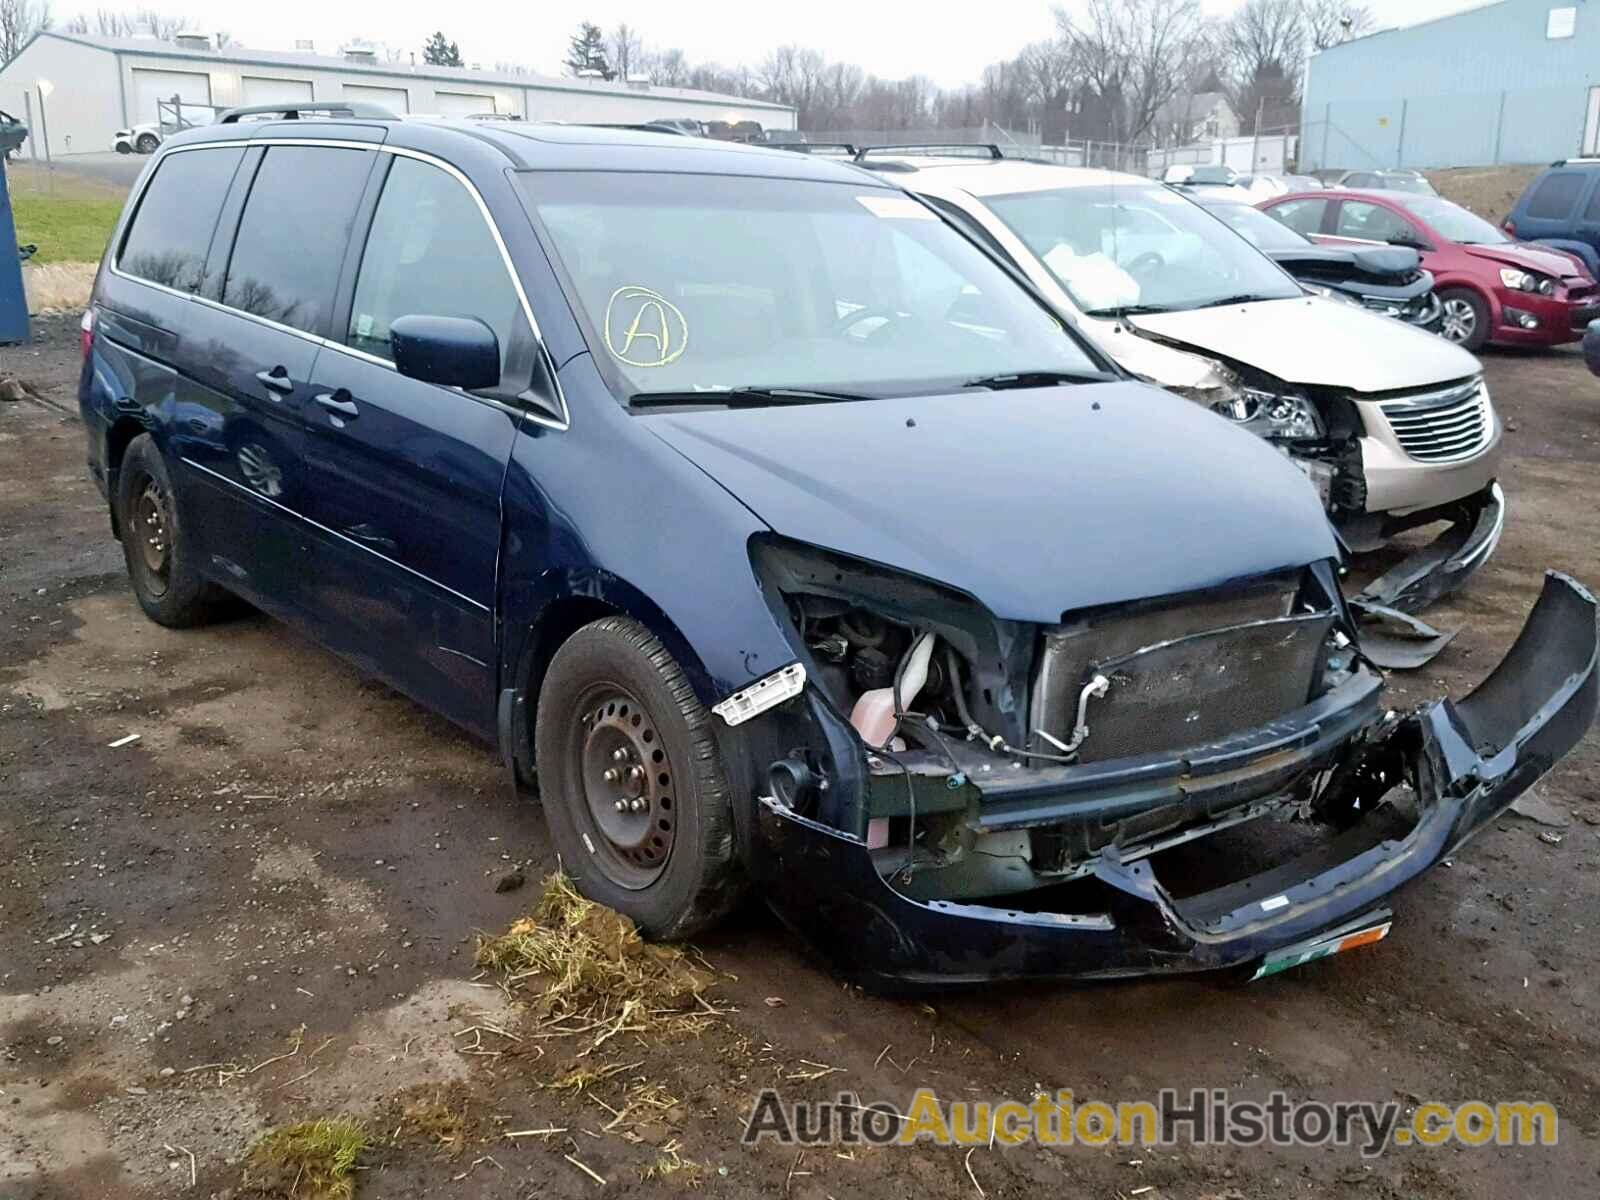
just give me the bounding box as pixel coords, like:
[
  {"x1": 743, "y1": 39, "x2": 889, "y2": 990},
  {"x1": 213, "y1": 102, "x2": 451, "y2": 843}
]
[{"x1": 1259, "y1": 188, "x2": 1600, "y2": 351}]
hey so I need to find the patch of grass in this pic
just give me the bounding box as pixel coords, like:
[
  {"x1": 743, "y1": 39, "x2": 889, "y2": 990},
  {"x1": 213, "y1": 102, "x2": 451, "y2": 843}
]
[
  {"x1": 9, "y1": 185, "x2": 123, "y2": 264},
  {"x1": 475, "y1": 873, "x2": 719, "y2": 1045},
  {"x1": 243, "y1": 1117, "x2": 367, "y2": 1200},
  {"x1": 22, "y1": 261, "x2": 95, "y2": 314}
]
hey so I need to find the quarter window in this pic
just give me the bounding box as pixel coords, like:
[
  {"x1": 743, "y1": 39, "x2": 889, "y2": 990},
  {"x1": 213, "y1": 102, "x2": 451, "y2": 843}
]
[
  {"x1": 347, "y1": 156, "x2": 522, "y2": 368},
  {"x1": 222, "y1": 146, "x2": 374, "y2": 337},
  {"x1": 1527, "y1": 172, "x2": 1585, "y2": 220},
  {"x1": 1334, "y1": 200, "x2": 1418, "y2": 245},
  {"x1": 1268, "y1": 198, "x2": 1327, "y2": 237},
  {"x1": 118, "y1": 147, "x2": 243, "y2": 292}
]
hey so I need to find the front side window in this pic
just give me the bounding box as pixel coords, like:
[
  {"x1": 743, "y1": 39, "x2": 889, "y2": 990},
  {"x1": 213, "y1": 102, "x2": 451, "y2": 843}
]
[
  {"x1": 522, "y1": 172, "x2": 1103, "y2": 400},
  {"x1": 118, "y1": 147, "x2": 244, "y2": 292},
  {"x1": 1333, "y1": 200, "x2": 1418, "y2": 245},
  {"x1": 348, "y1": 156, "x2": 522, "y2": 367},
  {"x1": 1270, "y1": 197, "x2": 1329, "y2": 237},
  {"x1": 222, "y1": 146, "x2": 373, "y2": 337},
  {"x1": 983, "y1": 184, "x2": 1300, "y2": 316}
]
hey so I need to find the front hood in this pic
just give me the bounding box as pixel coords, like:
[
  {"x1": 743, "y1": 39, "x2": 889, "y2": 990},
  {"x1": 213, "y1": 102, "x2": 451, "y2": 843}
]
[
  {"x1": 1128, "y1": 297, "x2": 1478, "y2": 392},
  {"x1": 1268, "y1": 245, "x2": 1425, "y2": 290},
  {"x1": 644, "y1": 382, "x2": 1337, "y2": 622},
  {"x1": 1463, "y1": 242, "x2": 1584, "y2": 279}
]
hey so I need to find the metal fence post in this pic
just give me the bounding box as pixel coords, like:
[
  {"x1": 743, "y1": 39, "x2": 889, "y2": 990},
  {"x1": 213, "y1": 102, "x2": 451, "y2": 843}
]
[
  {"x1": 1321, "y1": 102, "x2": 1330, "y2": 171},
  {"x1": 22, "y1": 92, "x2": 36, "y2": 165},
  {"x1": 1493, "y1": 90, "x2": 1506, "y2": 165},
  {"x1": 1396, "y1": 98, "x2": 1407, "y2": 168}
]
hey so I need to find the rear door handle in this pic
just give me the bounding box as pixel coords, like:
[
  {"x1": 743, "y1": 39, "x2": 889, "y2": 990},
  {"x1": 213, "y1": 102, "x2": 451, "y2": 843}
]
[
  {"x1": 314, "y1": 390, "x2": 359, "y2": 419},
  {"x1": 254, "y1": 366, "x2": 294, "y2": 396}
]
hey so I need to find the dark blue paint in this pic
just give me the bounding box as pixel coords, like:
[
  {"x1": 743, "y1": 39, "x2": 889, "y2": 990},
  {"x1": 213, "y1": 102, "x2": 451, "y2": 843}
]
[{"x1": 78, "y1": 117, "x2": 1596, "y2": 986}]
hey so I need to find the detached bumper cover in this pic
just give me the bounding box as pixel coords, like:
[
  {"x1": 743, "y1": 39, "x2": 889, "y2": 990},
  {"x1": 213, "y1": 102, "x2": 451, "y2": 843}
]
[{"x1": 753, "y1": 573, "x2": 1596, "y2": 988}]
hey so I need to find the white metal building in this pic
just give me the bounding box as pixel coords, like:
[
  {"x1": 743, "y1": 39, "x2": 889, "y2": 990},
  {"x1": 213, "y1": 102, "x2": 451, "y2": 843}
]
[{"x1": 0, "y1": 32, "x2": 795, "y2": 157}]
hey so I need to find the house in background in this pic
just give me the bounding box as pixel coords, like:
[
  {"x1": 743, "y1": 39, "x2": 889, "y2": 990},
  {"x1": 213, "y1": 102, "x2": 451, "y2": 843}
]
[{"x1": 1152, "y1": 92, "x2": 1241, "y2": 147}]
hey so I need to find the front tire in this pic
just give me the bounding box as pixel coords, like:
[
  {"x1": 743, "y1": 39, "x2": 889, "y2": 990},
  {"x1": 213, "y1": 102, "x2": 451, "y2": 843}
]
[
  {"x1": 1439, "y1": 288, "x2": 1489, "y2": 351},
  {"x1": 115, "y1": 435, "x2": 229, "y2": 627},
  {"x1": 534, "y1": 617, "x2": 747, "y2": 939}
]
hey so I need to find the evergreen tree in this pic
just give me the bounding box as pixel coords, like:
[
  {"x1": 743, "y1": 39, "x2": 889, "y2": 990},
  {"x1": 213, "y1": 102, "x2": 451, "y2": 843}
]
[
  {"x1": 565, "y1": 23, "x2": 613, "y2": 80},
  {"x1": 422, "y1": 31, "x2": 463, "y2": 67}
]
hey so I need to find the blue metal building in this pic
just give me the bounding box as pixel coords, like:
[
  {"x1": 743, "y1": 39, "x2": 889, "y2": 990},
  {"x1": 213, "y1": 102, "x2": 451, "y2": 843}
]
[{"x1": 1301, "y1": 0, "x2": 1600, "y2": 171}]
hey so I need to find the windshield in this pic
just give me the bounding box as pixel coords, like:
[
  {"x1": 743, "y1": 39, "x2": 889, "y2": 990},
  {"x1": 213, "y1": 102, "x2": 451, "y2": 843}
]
[
  {"x1": 520, "y1": 172, "x2": 1103, "y2": 400},
  {"x1": 1200, "y1": 202, "x2": 1311, "y2": 251},
  {"x1": 1390, "y1": 194, "x2": 1508, "y2": 244},
  {"x1": 984, "y1": 184, "x2": 1301, "y2": 315}
]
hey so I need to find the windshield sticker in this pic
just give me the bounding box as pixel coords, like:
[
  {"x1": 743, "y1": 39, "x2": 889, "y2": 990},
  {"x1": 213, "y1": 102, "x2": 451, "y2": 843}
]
[
  {"x1": 604, "y1": 286, "x2": 688, "y2": 367},
  {"x1": 856, "y1": 195, "x2": 937, "y2": 220}
]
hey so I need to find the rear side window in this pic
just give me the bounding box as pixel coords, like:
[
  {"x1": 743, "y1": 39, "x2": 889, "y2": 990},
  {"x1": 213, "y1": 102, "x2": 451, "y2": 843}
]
[
  {"x1": 346, "y1": 156, "x2": 522, "y2": 367},
  {"x1": 118, "y1": 147, "x2": 244, "y2": 292},
  {"x1": 1334, "y1": 200, "x2": 1417, "y2": 244},
  {"x1": 1269, "y1": 198, "x2": 1327, "y2": 236},
  {"x1": 1583, "y1": 184, "x2": 1600, "y2": 221},
  {"x1": 1526, "y1": 172, "x2": 1585, "y2": 220},
  {"x1": 222, "y1": 146, "x2": 374, "y2": 337}
]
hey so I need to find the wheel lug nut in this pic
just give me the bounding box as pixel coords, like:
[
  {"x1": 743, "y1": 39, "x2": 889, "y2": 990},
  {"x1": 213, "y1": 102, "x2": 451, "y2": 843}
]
[
  {"x1": 628, "y1": 766, "x2": 645, "y2": 784},
  {"x1": 603, "y1": 767, "x2": 619, "y2": 783},
  {"x1": 630, "y1": 798, "x2": 646, "y2": 813},
  {"x1": 614, "y1": 799, "x2": 627, "y2": 812},
  {"x1": 612, "y1": 748, "x2": 628, "y2": 763}
]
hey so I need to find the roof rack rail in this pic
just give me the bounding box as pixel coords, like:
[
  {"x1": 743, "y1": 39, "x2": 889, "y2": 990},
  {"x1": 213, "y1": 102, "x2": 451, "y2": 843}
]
[
  {"x1": 217, "y1": 102, "x2": 397, "y2": 124},
  {"x1": 1551, "y1": 157, "x2": 1600, "y2": 167},
  {"x1": 576, "y1": 122, "x2": 693, "y2": 135},
  {"x1": 853, "y1": 143, "x2": 1004, "y2": 162},
  {"x1": 779, "y1": 142, "x2": 858, "y2": 156}
]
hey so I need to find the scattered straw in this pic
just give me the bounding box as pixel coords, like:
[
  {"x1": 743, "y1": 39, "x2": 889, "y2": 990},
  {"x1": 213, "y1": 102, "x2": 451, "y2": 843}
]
[
  {"x1": 22, "y1": 262, "x2": 95, "y2": 315},
  {"x1": 475, "y1": 873, "x2": 723, "y2": 1048}
]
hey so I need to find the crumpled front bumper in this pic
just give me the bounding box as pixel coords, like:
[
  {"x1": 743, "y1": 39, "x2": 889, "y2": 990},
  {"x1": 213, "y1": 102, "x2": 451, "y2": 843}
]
[{"x1": 752, "y1": 573, "x2": 1597, "y2": 990}]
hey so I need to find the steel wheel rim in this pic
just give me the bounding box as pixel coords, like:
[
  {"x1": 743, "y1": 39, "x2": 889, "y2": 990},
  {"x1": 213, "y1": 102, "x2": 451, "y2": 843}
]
[
  {"x1": 574, "y1": 684, "x2": 675, "y2": 889},
  {"x1": 132, "y1": 476, "x2": 172, "y2": 595},
  {"x1": 1441, "y1": 298, "x2": 1476, "y2": 343}
]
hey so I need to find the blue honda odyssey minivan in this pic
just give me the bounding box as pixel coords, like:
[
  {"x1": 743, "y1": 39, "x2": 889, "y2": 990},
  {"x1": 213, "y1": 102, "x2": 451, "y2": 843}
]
[{"x1": 79, "y1": 105, "x2": 1596, "y2": 988}]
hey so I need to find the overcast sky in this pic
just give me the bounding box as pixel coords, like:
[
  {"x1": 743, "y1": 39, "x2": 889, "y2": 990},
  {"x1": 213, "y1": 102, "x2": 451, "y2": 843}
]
[{"x1": 168, "y1": 0, "x2": 1490, "y2": 88}]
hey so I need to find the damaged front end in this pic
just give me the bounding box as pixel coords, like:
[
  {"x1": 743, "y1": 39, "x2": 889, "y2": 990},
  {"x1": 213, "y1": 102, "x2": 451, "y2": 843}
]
[{"x1": 739, "y1": 540, "x2": 1597, "y2": 988}]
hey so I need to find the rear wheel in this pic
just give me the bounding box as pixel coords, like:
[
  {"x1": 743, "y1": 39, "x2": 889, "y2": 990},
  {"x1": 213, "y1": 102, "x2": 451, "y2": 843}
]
[
  {"x1": 1438, "y1": 288, "x2": 1489, "y2": 351},
  {"x1": 116, "y1": 435, "x2": 229, "y2": 627},
  {"x1": 534, "y1": 617, "x2": 746, "y2": 939},
  {"x1": 135, "y1": 133, "x2": 159, "y2": 154}
]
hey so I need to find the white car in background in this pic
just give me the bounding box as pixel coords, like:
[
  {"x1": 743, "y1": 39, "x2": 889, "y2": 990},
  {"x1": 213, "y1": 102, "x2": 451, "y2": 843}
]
[
  {"x1": 113, "y1": 122, "x2": 163, "y2": 154},
  {"x1": 861, "y1": 150, "x2": 1504, "y2": 660}
]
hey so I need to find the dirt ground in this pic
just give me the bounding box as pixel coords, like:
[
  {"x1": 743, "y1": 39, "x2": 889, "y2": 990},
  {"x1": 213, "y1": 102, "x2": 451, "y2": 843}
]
[
  {"x1": 2, "y1": 314, "x2": 1599, "y2": 1200},
  {"x1": 1425, "y1": 166, "x2": 1543, "y2": 226}
]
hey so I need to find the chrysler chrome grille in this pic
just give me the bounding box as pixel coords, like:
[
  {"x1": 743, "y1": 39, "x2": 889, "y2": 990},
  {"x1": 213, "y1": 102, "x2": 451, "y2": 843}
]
[{"x1": 1378, "y1": 380, "x2": 1490, "y2": 463}]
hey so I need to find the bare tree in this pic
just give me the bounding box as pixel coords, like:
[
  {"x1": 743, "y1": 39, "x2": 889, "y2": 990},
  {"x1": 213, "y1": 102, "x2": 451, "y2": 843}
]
[
  {"x1": 608, "y1": 22, "x2": 641, "y2": 79},
  {"x1": 645, "y1": 47, "x2": 690, "y2": 87},
  {"x1": 1056, "y1": 0, "x2": 1211, "y2": 146},
  {"x1": 1, "y1": 0, "x2": 51, "y2": 63},
  {"x1": 1302, "y1": 0, "x2": 1375, "y2": 50},
  {"x1": 1224, "y1": 0, "x2": 1305, "y2": 132}
]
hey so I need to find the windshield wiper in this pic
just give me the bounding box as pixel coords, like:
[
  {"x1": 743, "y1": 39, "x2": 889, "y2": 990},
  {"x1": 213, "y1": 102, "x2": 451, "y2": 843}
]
[
  {"x1": 1080, "y1": 303, "x2": 1176, "y2": 318},
  {"x1": 629, "y1": 386, "x2": 872, "y2": 409},
  {"x1": 1193, "y1": 293, "x2": 1277, "y2": 309},
  {"x1": 963, "y1": 369, "x2": 1114, "y2": 391}
]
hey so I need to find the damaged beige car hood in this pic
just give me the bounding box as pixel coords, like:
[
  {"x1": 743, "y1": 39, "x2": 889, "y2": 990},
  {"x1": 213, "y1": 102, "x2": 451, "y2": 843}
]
[{"x1": 1127, "y1": 296, "x2": 1480, "y2": 393}]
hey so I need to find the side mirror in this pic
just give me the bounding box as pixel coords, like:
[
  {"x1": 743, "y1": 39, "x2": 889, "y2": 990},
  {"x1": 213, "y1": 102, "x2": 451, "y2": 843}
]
[
  {"x1": 390, "y1": 315, "x2": 500, "y2": 390},
  {"x1": 1583, "y1": 319, "x2": 1600, "y2": 379}
]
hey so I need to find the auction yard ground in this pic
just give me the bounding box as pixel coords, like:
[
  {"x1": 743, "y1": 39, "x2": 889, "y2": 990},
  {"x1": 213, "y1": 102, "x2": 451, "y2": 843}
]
[{"x1": 2, "y1": 159, "x2": 1599, "y2": 1199}]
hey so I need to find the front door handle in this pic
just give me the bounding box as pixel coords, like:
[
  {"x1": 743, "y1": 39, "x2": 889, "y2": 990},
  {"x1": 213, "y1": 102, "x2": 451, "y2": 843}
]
[
  {"x1": 254, "y1": 366, "x2": 294, "y2": 396},
  {"x1": 314, "y1": 390, "x2": 359, "y2": 419}
]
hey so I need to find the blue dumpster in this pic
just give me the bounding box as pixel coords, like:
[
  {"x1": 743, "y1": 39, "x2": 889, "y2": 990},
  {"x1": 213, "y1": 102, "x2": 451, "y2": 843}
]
[{"x1": 1, "y1": 110, "x2": 30, "y2": 346}]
